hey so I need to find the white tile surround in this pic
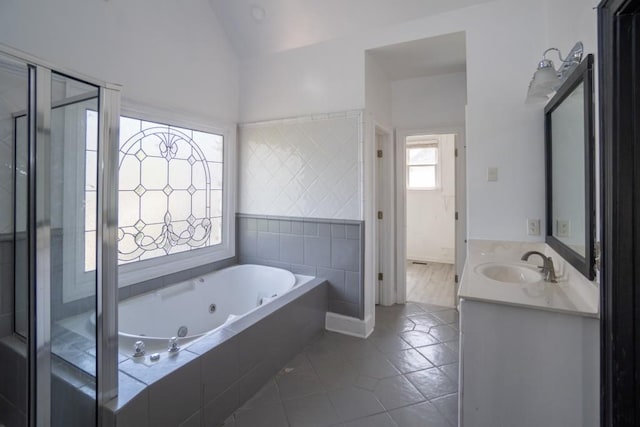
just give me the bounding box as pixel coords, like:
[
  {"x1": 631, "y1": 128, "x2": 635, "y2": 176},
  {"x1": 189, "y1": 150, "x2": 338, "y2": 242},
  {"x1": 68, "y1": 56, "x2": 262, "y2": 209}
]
[{"x1": 238, "y1": 111, "x2": 363, "y2": 220}]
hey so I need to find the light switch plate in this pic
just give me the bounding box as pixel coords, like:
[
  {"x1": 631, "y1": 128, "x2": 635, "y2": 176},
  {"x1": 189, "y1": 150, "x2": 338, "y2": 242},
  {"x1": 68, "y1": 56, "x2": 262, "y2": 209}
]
[
  {"x1": 527, "y1": 218, "x2": 540, "y2": 236},
  {"x1": 487, "y1": 167, "x2": 498, "y2": 182}
]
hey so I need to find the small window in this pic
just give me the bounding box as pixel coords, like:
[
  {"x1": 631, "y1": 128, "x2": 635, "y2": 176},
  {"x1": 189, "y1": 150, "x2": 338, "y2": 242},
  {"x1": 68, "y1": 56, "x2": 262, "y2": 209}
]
[{"x1": 407, "y1": 143, "x2": 439, "y2": 190}]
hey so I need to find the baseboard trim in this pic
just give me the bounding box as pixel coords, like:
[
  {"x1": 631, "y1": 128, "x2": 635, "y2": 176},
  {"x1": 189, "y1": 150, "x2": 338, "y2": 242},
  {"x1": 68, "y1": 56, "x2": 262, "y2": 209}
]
[{"x1": 325, "y1": 312, "x2": 374, "y2": 338}]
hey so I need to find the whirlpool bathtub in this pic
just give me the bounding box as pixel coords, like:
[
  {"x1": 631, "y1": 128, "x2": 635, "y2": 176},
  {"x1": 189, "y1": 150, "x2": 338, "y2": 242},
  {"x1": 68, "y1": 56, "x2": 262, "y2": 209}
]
[{"x1": 117, "y1": 264, "x2": 299, "y2": 354}]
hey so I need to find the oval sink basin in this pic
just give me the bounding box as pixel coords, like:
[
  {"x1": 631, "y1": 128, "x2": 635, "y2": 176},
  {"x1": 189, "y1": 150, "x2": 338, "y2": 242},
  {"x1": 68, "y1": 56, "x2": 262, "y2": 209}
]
[{"x1": 475, "y1": 263, "x2": 543, "y2": 284}]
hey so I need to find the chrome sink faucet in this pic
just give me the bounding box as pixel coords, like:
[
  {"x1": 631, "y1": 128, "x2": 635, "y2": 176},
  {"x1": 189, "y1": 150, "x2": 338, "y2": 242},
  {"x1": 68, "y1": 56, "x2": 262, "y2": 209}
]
[{"x1": 521, "y1": 251, "x2": 557, "y2": 283}]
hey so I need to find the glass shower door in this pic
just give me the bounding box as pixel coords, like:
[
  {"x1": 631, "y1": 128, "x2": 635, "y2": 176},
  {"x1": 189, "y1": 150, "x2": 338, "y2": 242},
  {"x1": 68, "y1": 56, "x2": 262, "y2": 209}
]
[
  {"x1": 0, "y1": 51, "x2": 29, "y2": 427},
  {"x1": 0, "y1": 46, "x2": 120, "y2": 426},
  {"x1": 48, "y1": 72, "x2": 100, "y2": 426}
]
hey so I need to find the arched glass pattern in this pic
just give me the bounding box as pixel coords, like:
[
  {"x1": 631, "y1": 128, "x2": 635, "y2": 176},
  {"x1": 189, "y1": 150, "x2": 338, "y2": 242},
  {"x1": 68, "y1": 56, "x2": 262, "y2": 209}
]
[{"x1": 117, "y1": 117, "x2": 223, "y2": 263}]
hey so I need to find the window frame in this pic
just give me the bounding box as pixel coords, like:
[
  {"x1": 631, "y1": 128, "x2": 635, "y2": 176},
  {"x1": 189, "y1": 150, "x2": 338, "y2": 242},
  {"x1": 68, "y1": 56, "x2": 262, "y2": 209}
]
[
  {"x1": 406, "y1": 142, "x2": 440, "y2": 191},
  {"x1": 117, "y1": 105, "x2": 236, "y2": 288}
]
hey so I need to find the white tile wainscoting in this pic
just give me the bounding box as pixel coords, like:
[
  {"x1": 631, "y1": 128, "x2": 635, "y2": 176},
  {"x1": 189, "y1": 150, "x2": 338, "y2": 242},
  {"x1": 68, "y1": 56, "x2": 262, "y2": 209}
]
[{"x1": 238, "y1": 112, "x2": 363, "y2": 221}]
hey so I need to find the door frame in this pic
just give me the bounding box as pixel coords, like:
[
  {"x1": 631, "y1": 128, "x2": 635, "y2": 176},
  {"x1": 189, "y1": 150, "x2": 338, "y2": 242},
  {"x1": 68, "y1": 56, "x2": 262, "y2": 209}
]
[
  {"x1": 374, "y1": 124, "x2": 395, "y2": 306},
  {"x1": 395, "y1": 126, "x2": 466, "y2": 305},
  {"x1": 598, "y1": 0, "x2": 640, "y2": 424}
]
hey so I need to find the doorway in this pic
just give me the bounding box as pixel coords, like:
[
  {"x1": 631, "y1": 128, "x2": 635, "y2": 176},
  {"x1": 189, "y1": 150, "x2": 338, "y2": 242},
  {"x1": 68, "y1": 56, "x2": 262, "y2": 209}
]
[{"x1": 403, "y1": 133, "x2": 457, "y2": 307}]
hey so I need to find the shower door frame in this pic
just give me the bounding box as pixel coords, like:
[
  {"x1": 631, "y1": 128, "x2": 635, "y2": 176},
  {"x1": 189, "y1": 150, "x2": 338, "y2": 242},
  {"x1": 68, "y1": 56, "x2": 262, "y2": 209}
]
[{"x1": 0, "y1": 43, "x2": 120, "y2": 427}]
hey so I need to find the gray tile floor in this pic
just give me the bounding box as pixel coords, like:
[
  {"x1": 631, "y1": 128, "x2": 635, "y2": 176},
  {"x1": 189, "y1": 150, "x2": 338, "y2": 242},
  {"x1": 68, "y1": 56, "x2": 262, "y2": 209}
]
[{"x1": 222, "y1": 303, "x2": 459, "y2": 427}]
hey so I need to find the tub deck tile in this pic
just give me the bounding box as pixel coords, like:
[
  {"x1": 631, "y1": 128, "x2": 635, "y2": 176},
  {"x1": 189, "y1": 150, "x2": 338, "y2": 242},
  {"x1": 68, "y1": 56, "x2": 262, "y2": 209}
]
[
  {"x1": 110, "y1": 277, "x2": 329, "y2": 426},
  {"x1": 118, "y1": 349, "x2": 199, "y2": 386},
  {"x1": 186, "y1": 327, "x2": 236, "y2": 356}
]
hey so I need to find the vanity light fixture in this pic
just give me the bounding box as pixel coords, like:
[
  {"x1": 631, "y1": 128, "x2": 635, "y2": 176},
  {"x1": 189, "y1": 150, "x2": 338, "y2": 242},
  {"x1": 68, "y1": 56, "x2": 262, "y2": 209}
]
[{"x1": 525, "y1": 41, "x2": 584, "y2": 104}]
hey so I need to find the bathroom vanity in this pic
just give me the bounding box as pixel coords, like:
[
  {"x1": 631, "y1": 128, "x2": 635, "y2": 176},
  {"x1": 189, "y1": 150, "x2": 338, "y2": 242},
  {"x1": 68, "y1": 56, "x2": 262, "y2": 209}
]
[
  {"x1": 457, "y1": 50, "x2": 599, "y2": 427},
  {"x1": 458, "y1": 240, "x2": 599, "y2": 427}
]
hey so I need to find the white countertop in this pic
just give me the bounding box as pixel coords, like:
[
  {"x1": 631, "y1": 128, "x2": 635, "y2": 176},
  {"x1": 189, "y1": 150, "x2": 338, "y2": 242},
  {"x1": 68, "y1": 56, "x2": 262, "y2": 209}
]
[{"x1": 458, "y1": 240, "x2": 600, "y2": 318}]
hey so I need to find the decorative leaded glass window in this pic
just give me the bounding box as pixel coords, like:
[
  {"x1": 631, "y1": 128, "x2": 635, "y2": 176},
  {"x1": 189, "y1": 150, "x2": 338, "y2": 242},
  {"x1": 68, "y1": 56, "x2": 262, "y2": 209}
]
[{"x1": 117, "y1": 116, "x2": 224, "y2": 264}]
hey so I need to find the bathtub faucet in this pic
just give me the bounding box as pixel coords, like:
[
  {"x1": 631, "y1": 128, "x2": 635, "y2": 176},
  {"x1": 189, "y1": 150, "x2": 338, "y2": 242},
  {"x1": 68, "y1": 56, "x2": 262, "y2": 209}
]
[
  {"x1": 168, "y1": 336, "x2": 180, "y2": 353},
  {"x1": 521, "y1": 251, "x2": 557, "y2": 283},
  {"x1": 133, "y1": 340, "x2": 146, "y2": 357}
]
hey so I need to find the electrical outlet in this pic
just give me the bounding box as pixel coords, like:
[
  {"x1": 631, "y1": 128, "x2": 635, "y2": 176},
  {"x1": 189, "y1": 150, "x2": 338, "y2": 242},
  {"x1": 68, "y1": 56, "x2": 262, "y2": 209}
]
[
  {"x1": 527, "y1": 218, "x2": 540, "y2": 236},
  {"x1": 556, "y1": 219, "x2": 570, "y2": 237},
  {"x1": 487, "y1": 167, "x2": 498, "y2": 182}
]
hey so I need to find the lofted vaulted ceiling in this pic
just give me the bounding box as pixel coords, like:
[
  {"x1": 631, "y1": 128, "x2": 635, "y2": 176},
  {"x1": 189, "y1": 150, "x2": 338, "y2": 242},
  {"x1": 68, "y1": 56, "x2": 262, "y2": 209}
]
[{"x1": 209, "y1": 0, "x2": 492, "y2": 59}]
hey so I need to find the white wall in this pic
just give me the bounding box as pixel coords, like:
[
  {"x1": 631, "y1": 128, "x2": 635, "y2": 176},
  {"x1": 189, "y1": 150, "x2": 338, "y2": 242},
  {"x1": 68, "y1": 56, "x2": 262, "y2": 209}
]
[
  {"x1": 240, "y1": 40, "x2": 364, "y2": 123},
  {"x1": 392, "y1": 73, "x2": 467, "y2": 129},
  {"x1": 406, "y1": 134, "x2": 456, "y2": 263},
  {"x1": 365, "y1": 54, "x2": 392, "y2": 130},
  {"x1": 239, "y1": 0, "x2": 553, "y2": 243},
  {"x1": 544, "y1": 0, "x2": 598, "y2": 56},
  {"x1": 0, "y1": 0, "x2": 239, "y2": 124}
]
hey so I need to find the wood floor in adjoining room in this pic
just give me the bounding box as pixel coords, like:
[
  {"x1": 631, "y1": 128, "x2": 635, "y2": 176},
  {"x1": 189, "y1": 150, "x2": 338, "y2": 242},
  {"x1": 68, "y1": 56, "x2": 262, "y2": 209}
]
[{"x1": 406, "y1": 262, "x2": 456, "y2": 308}]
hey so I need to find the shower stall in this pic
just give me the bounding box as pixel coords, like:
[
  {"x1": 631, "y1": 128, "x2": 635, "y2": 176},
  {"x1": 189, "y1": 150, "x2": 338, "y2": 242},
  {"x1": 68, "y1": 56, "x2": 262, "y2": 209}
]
[{"x1": 0, "y1": 45, "x2": 119, "y2": 426}]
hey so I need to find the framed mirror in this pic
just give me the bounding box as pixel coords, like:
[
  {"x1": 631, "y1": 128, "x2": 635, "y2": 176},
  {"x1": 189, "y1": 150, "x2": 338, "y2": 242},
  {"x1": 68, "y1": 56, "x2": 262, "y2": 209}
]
[{"x1": 544, "y1": 54, "x2": 595, "y2": 280}]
